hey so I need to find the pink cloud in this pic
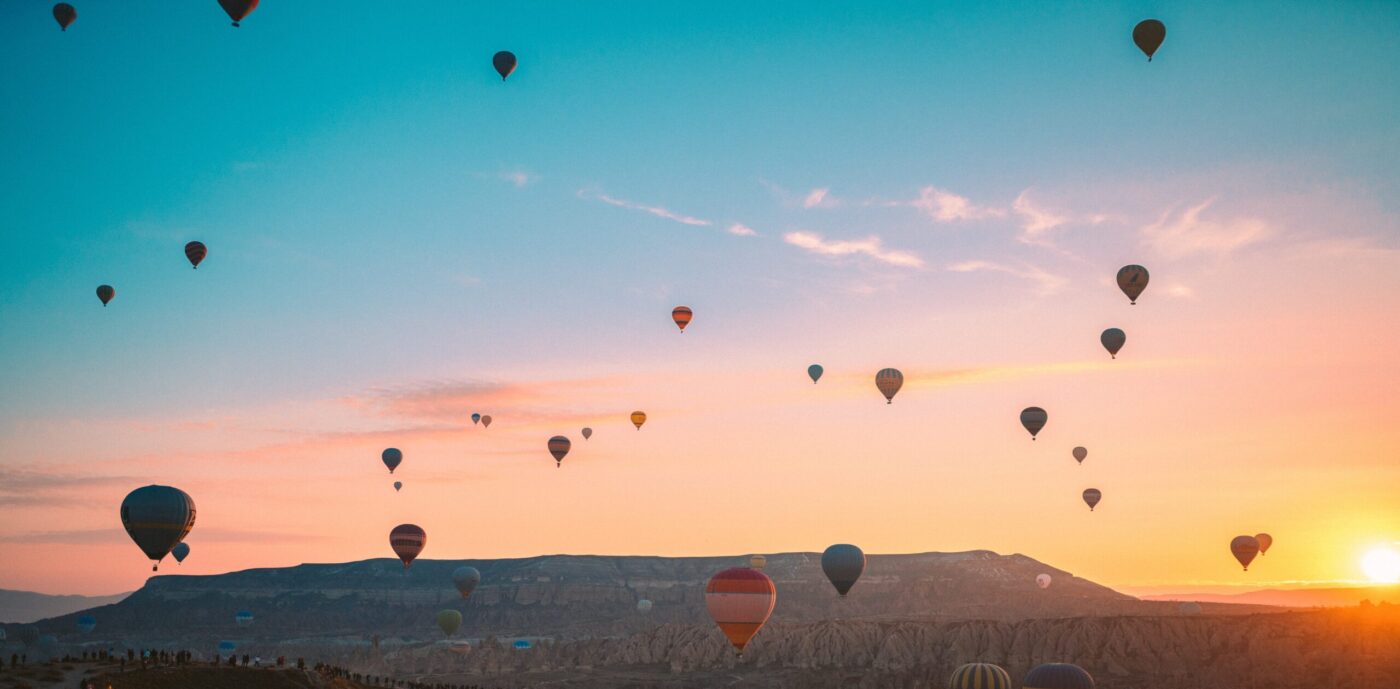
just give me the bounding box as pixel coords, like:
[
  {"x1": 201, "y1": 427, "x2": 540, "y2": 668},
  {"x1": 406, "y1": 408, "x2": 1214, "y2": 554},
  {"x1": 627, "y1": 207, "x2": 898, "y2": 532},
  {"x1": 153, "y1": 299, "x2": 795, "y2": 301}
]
[
  {"x1": 1142, "y1": 199, "x2": 1271, "y2": 258},
  {"x1": 911, "y1": 186, "x2": 1006, "y2": 222},
  {"x1": 946, "y1": 259, "x2": 1068, "y2": 295},
  {"x1": 727, "y1": 223, "x2": 758, "y2": 237},
  {"x1": 783, "y1": 231, "x2": 924, "y2": 267}
]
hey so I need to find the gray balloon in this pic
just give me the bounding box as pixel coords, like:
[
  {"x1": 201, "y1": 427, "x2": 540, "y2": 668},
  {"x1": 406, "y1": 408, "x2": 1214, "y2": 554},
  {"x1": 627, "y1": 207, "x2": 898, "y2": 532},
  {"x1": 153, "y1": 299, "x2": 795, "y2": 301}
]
[
  {"x1": 1100, "y1": 328, "x2": 1126, "y2": 359},
  {"x1": 452, "y1": 566, "x2": 481, "y2": 599},
  {"x1": 1020, "y1": 407, "x2": 1048, "y2": 439},
  {"x1": 821, "y1": 544, "x2": 867, "y2": 596},
  {"x1": 120, "y1": 485, "x2": 196, "y2": 571}
]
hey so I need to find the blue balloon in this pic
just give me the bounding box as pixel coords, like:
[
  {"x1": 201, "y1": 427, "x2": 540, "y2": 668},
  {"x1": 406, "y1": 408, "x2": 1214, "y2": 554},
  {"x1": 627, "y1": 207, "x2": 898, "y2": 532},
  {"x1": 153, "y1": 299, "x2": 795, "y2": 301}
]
[{"x1": 807, "y1": 364, "x2": 824, "y2": 384}]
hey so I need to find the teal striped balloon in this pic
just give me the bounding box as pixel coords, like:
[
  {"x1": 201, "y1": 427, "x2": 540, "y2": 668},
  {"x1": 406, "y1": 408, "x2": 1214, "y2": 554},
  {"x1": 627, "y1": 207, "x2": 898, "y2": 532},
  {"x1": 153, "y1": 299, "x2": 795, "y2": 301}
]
[{"x1": 949, "y1": 663, "x2": 1012, "y2": 689}]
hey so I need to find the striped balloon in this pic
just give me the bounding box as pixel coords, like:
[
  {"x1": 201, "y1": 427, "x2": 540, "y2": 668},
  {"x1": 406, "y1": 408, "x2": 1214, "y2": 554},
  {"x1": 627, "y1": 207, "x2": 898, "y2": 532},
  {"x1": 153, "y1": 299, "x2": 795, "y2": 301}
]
[
  {"x1": 949, "y1": 663, "x2": 1012, "y2": 689},
  {"x1": 1082, "y1": 488, "x2": 1102, "y2": 511},
  {"x1": 184, "y1": 241, "x2": 207, "y2": 269},
  {"x1": 875, "y1": 368, "x2": 903, "y2": 404},
  {"x1": 1116, "y1": 264, "x2": 1149, "y2": 304},
  {"x1": 705, "y1": 567, "x2": 776, "y2": 656},
  {"x1": 1020, "y1": 407, "x2": 1048, "y2": 439},
  {"x1": 548, "y1": 435, "x2": 571, "y2": 467},
  {"x1": 672, "y1": 306, "x2": 693, "y2": 332},
  {"x1": 1231, "y1": 535, "x2": 1260, "y2": 571},
  {"x1": 1023, "y1": 662, "x2": 1095, "y2": 689},
  {"x1": 630, "y1": 411, "x2": 647, "y2": 429},
  {"x1": 390, "y1": 524, "x2": 426, "y2": 569}
]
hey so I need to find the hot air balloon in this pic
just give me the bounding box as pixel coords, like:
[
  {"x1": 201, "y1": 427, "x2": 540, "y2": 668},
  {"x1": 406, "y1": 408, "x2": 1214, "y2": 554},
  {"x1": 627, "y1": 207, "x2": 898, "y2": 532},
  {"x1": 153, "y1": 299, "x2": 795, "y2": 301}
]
[
  {"x1": 512, "y1": 639, "x2": 532, "y2": 650},
  {"x1": 53, "y1": 4, "x2": 76, "y2": 31},
  {"x1": 77, "y1": 615, "x2": 96, "y2": 633},
  {"x1": 808, "y1": 364, "x2": 823, "y2": 384},
  {"x1": 393, "y1": 481, "x2": 402, "y2": 492},
  {"x1": 217, "y1": 0, "x2": 258, "y2": 27},
  {"x1": 1100, "y1": 328, "x2": 1125, "y2": 359},
  {"x1": 636, "y1": 599, "x2": 653, "y2": 614},
  {"x1": 949, "y1": 663, "x2": 1013, "y2": 689},
  {"x1": 630, "y1": 411, "x2": 647, "y2": 429},
  {"x1": 705, "y1": 567, "x2": 776, "y2": 657},
  {"x1": 749, "y1": 555, "x2": 767, "y2": 569},
  {"x1": 672, "y1": 306, "x2": 693, "y2": 332},
  {"x1": 217, "y1": 641, "x2": 236, "y2": 654},
  {"x1": 581, "y1": 427, "x2": 592, "y2": 440},
  {"x1": 381, "y1": 448, "x2": 403, "y2": 473},
  {"x1": 171, "y1": 542, "x2": 190, "y2": 563},
  {"x1": 120, "y1": 485, "x2": 196, "y2": 571},
  {"x1": 1020, "y1": 407, "x2": 1048, "y2": 440},
  {"x1": 234, "y1": 610, "x2": 254, "y2": 627},
  {"x1": 493, "y1": 51, "x2": 517, "y2": 80},
  {"x1": 481, "y1": 415, "x2": 493, "y2": 428},
  {"x1": 184, "y1": 241, "x2": 207, "y2": 269},
  {"x1": 1179, "y1": 601, "x2": 1203, "y2": 616},
  {"x1": 1255, "y1": 533, "x2": 1273, "y2": 556},
  {"x1": 875, "y1": 368, "x2": 903, "y2": 404},
  {"x1": 452, "y1": 566, "x2": 481, "y2": 599},
  {"x1": 472, "y1": 413, "x2": 481, "y2": 425},
  {"x1": 390, "y1": 524, "x2": 426, "y2": 569},
  {"x1": 1231, "y1": 535, "x2": 1260, "y2": 571},
  {"x1": 548, "y1": 436, "x2": 571, "y2": 467},
  {"x1": 1072, "y1": 447, "x2": 1087, "y2": 464},
  {"x1": 1116, "y1": 265, "x2": 1149, "y2": 304},
  {"x1": 97, "y1": 285, "x2": 115, "y2": 306},
  {"x1": 1036, "y1": 573, "x2": 1052, "y2": 589},
  {"x1": 1132, "y1": 19, "x2": 1166, "y2": 61},
  {"x1": 1082, "y1": 488, "x2": 1102, "y2": 511},
  {"x1": 1024, "y1": 663, "x2": 1095, "y2": 689},
  {"x1": 821, "y1": 544, "x2": 866, "y2": 597},
  {"x1": 436, "y1": 609, "x2": 462, "y2": 636}
]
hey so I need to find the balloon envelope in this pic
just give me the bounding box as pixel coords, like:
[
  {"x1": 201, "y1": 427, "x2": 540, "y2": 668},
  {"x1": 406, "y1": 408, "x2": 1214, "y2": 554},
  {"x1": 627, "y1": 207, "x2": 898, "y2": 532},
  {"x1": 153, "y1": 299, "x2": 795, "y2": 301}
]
[
  {"x1": 950, "y1": 663, "x2": 1013, "y2": 689},
  {"x1": 749, "y1": 555, "x2": 767, "y2": 569},
  {"x1": 1179, "y1": 601, "x2": 1203, "y2": 616},
  {"x1": 1132, "y1": 19, "x2": 1166, "y2": 61},
  {"x1": 217, "y1": 641, "x2": 236, "y2": 653},
  {"x1": 97, "y1": 285, "x2": 115, "y2": 306},
  {"x1": 581, "y1": 427, "x2": 592, "y2": 440},
  {"x1": 382, "y1": 448, "x2": 403, "y2": 474},
  {"x1": 1036, "y1": 573, "x2": 1052, "y2": 589},
  {"x1": 393, "y1": 481, "x2": 402, "y2": 492},
  {"x1": 481, "y1": 415, "x2": 492, "y2": 428},
  {"x1": 1116, "y1": 265, "x2": 1149, "y2": 304},
  {"x1": 636, "y1": 599, "x2": 653, "y2": 613},
  {"x1": 471, "y1": 413, "x2": 481, "y2": 425},
  {"x1": 217, "y1": 0, "x2": 259, "y2": 27},
  {"x1": 1255, "y1": 533, "x2": 1273, "y2": 555},
  {"x1": 512, "y1": 639, "x2": 532, "y2": 649},
  {"x1": 493, "y1": 51, "x2": 517, "y2": 80},
  {"x1": 807, "y1": 364, "x2": 823, "y2": 383},
  {"x1": 1100, "y1": 328, "x2": 1126, "y2": 359},
  {"x1": 452, "y1": 566, "x2": 481, "y2": 599},
  {"x1": 436, "y1": 609, "x2": 462, "y2": 636},
  {"x1": 171, "y1": 542, "x2": 190, "y2": 563},
  {"x1": 705, "y1": 567, "x2": 776, "y2": 656},
  {"x1": 120, "y1": 485, "x2": 196, "y2": 570},
  {"x1": 630, "y1": 411, "x2": 647, "y2": 429},
  {"x1": 875, "y1": 368, "x2": 903, "y2": 404},
  {"x1": 184, "y1": 241, "x2": 207, "y2": 269},
  {"x1": 1072, "y1": 447, "x2": 1087, "y2": 464},
  {"x1": 390, "y1": 524, "x2": 426, "y2": 569},
  {"x1": 1024, "y1": 663, "x2": 1095, "y2": 689},
  {"x1": 77, "y1": 615, "x2": 96, "y2": 633},
  {"x1": 53, "y1": 3, "x2": 76, "y2": 31},
  {"x1": 821, "y1": 544, "x2": 866, "y2": 596},
  {"x1": 1082, "y1": 488, "x2": 1102, "y2": 511},
  {"x1": 672, "y1": 306, "x2": 693, "y2": 332},
  {"x1": 1020, "y1": 407, "x2": 1048, "y2": 439},
  {"x1": 235, "y1": 610, "x2": 253, "y2": 627},
  {"x1": 1231, "y1": 535, "x2": 1260, "y2": 571},
  {"x1": 548, "y1": 436, "x2": 571, "y2": 466}
]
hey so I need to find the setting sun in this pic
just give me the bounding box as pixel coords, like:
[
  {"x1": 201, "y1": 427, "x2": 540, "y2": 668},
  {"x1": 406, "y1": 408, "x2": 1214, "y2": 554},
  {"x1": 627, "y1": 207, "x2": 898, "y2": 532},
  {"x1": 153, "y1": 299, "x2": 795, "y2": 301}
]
[{"x1": 1361, "y1": 546, "x2": 1400, "y2": 584}]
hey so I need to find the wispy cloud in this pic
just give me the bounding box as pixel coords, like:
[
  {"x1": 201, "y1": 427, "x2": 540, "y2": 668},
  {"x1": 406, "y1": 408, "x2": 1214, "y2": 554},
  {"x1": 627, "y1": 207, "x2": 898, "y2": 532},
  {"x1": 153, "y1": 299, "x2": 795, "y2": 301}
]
[
  {"x1": 783, "y1": 231, "x2": 924, "y2": 268},
  {"x1": 947, "y1": 259, "x2": 1068, "y2": 295},
  {"x1": 0, "y1": 527, "x2": 327, "y2": 545},
  {"x1": 498, "y1": 170, "x2": 539, "y2": 188},
  {"x1": 0, "y1": 468, "x2": 135, "y2": 506},
  {"x1": 581, "y1": 190, "x2": 711, "y2": 227},
  {"x1": 1142, "y1": 199, "x2": 1271, "y2": 258},
  {"x1": 727, "y1": 223, "x2": 758, "y2": 237},
  {"x1": 803, "y1": 188, "x2": 839, "y2": 209},
  {"x1": 909, "y1": 186, "x2": 1006, "y2": 222},
  {"x1": 1012, "y1": 191, "x2": 1068, "y2": 237}
]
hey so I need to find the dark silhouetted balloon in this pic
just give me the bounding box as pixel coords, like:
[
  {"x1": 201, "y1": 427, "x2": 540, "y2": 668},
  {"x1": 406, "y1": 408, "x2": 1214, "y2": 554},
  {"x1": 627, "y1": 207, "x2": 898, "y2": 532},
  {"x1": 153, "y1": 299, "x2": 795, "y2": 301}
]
[
  {"x1": 235, "y1": 610, "x2": 253, "y2": 627},
  {"x1": 97, "y1": 285, "x2": 115, "y2": 306},
  {"x1": 53, "y1": 4, "x2": 76, "y2": 31},
  {"x1": 472, "y1": 413, "x2": 481, "y2": 425},
  {"x1": 217, "y1": 0, "x2": 258, "y2": 27},
  {"x1": 582, "y1": 427, "x2": 593, "y2": 440},
  {"x1": 1117, "y1": 265, "x2": 1149, "y2": 304},
  {"x1": 1082, "y1": 488, "x2": 1102, "y2": 511},
  {"x1": 705, "y1": 567, "x2": 776, "y2": 656},
  {"x1": 1024, "y1": 662, "x2": 1095, "y2": 689},
  {"x1": 808, "y1": 364, "x2": 823, "y2": 384},
  {"x1": 672, "y1": 306, "x2": 693, "y2": 332},
  {"x1": 1231, "y1": 535, "x2": 1260, "y2": 571},
  {"x1": 1072, "y1": 446, "x2": 1087, "y2": 464},
  {"x1": 1100, "y1": 328, "x2": 1125, "y2": 359},
  {"x1": 1020, "y1": 407, "x2": 1048, "y2": 439},
  {"x1": 1256, "y1": 533, "x2": 1273, "y2": 556},
  {"x1": 382, "y1": 448, "x2": 402, "y2": 474},
  {"x1": 452, "y1": 566, "x2": 481, "y2": 599},
  {"x1": 77, "y1": 615, "x2": 96, "y2": 633},
  {"x1": 390, "y1": 524, "x2": 426, "y2": 569},
  {"x1": 875, "y1": 368, "x2": 903, "y2": 404},
  {"x1": 436, "y1": 609, "x2": 462, "y2": 636},
  {"x1": 548, "y1": 435, "x2": 571, "y2": 467},
  {"x1": 493, "y1": 51, "x2": 517, "y2": 80},
  {"x1": 393, "y1": 481, "x2": 402, "y2": 492},
  {"x1": 218, "y1": 640, "x2": 236, "y2": 654},
  {"x1": 950, "y1": 663, "x2": 1012, "y2": 689},
  {"x1": 120, "y1": 485, "x2": 196, "y2": 571},
  {"x1": 171, "y1": 541, "x2": 190, "y2": 563},
  {"x1": 184, "y1": 241, "x2": 207, "y2": 269},
  {"x1": 1133, "y1": 20, "x2": 1166, "y2": 61},
  {"x1": 821, "y1": 544, "x2": 866, "y2": 597},
  {"x1": 481, "y1": 415, "x2": 492, "y2": 428}
]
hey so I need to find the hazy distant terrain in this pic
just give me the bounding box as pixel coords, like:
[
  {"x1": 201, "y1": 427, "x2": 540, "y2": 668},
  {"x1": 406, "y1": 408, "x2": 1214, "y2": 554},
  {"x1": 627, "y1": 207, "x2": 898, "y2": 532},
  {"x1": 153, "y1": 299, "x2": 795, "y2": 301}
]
[
  {"x1": 1143, "y1": 585, "x2": 1400, "y2": 609},
  {"x1": 0, "y1": 588, "x2": 128, "y2": 624}
]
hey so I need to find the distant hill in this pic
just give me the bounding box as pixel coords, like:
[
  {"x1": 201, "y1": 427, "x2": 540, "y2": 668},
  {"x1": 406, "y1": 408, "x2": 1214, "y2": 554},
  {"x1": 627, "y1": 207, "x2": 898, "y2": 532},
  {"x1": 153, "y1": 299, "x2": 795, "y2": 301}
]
[
  {"x1": 0, "y1": 588, "x2": 129, "y2": 624},
  {"x1": 13, "y1": 550, "x2": 1216, "y2": 653},
  {"x1": 1142, "y1": 585, "x2": 1400, "y2": 608}
]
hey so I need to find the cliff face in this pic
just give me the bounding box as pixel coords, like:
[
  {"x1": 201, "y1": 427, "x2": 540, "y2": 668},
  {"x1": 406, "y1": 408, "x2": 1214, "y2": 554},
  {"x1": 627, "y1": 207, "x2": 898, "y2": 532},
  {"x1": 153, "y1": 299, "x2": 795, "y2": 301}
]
[{"x1": 22, "y1": 550, "x2": 1190, "y2": 648}]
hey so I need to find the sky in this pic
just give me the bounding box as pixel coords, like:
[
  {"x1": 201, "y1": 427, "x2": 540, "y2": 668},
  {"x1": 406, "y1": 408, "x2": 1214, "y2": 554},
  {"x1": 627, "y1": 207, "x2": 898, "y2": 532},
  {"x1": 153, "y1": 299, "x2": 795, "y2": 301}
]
[{"x1": 1, "y1": 1, "x2": 1398, "y2": 596}]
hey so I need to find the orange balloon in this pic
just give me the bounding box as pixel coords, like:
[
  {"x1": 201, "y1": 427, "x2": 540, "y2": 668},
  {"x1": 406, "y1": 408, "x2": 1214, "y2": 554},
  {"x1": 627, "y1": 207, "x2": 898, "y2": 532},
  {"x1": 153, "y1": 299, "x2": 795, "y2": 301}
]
[
  {"x1": 630, "y1": 411, "x2": 647, "y2": 430},
  {"x1": 672, "y1": 306, "x2": 693, "y2": 332}
]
